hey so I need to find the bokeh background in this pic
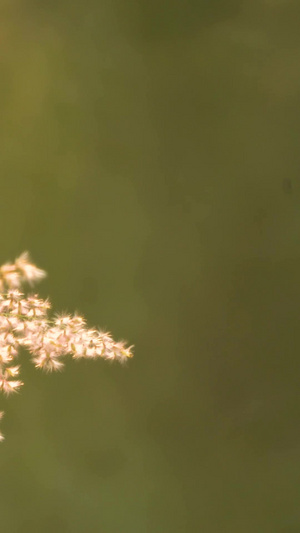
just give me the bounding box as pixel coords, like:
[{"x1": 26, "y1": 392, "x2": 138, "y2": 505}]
[{"x1": 0, "y1": 0, "x2": 300, "y2": 531}]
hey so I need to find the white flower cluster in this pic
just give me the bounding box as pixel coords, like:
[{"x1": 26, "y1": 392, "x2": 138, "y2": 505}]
[{"x1": 0, "y1": 253, "x2": 133, "y2": 440}]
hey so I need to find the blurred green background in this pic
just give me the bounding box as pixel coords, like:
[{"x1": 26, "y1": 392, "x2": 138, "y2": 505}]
[{"x1": 0, "y1": 0, "x2": 300, "y2": 531}]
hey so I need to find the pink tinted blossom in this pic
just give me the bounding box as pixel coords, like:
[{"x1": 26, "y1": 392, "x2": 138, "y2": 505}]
[
  {"x1": 0, "y1": 253, "x2": 133, "y2": 440},
  {"x1": 15, "y1": 252, "x2": 47, "y2": 285}
]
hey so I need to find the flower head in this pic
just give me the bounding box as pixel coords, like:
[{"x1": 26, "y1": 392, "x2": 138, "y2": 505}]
[
  {"x1": 15, "y1": 252, "x2": 47, "y2": 285},
  {"x1": 0, "y1": 252, "x2": 133, "y2": 441}
]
